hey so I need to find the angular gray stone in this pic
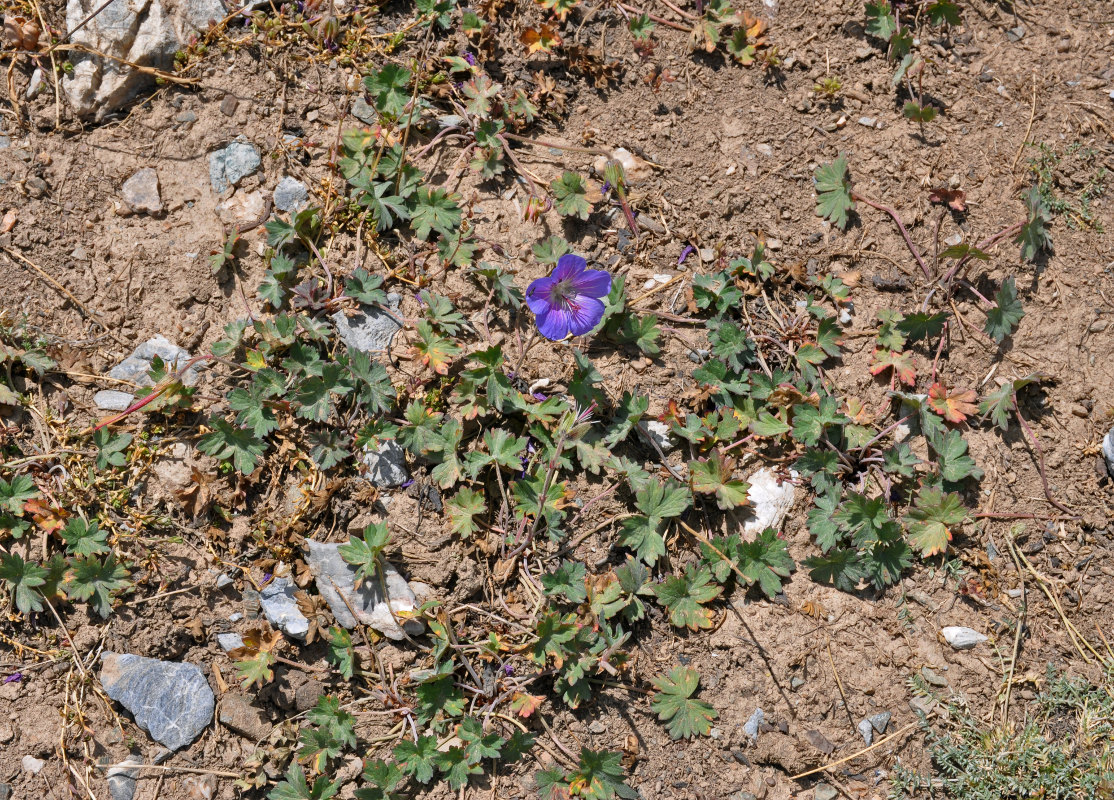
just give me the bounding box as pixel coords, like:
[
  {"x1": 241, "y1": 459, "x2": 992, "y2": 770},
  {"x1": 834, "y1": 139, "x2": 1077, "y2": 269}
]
[
  {"x1": 351, "y1": 97, "x2": 377, "y2": 125},
  {"x1": 94, "y1": 390, "x2": 135, "y2": 411},
  {"x1": 273, "y1": 176, "x2": 309, "y2": 213},
  {"x1": 216, "y1": 633, "x2": 243, "y2": 652},
  {"x1": 868, "y1": 711, "x2": 891, "y2": 734},
  {"x1": 62, "y1": 0, "x2": 226, "y2": 119},
  {"x1": 209, "y1": 140, "x2": 261, "y2": 195},
  {"x1": 361, "y1": 439, "x2": 408, "y2": 488},
  {"x1": 99, "y1": 653, "x2": 214, "y2": 751},
  {"x1": 259, "y1": 578, "x2": 309, "y2": 641},
  {"x1": 742, "y1": 708, "x2": 763, "y2": 740},
  {"x1": 107, "y1": 755, "x2": 142, "y2": 800},
  {"x1": 857, "y1": 719, "x2": 873, "y2": 745},
  {"x1": 1102, "y1": 427, "x2": 1114, "y2": 478},
  {"x1": 942, "y1": 626, "x2": 987, "y2": 650},
  {"x1": 305, "y1": 540, "x2": 423, "y2": 640},
  {"x1": 332, "y1": 294, "x2": 403, "y2": 355},
  {"x1": 97, "y1": 335, "x2": 198, "y2": 410},
  {"x1": 121, "y1": 168, "x2": 162, "y2": 214}
]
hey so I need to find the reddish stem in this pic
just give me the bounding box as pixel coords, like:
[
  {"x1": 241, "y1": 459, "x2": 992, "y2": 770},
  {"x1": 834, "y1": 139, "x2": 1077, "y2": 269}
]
[
  {"x1": 852, "y1": 192, "x2": 931, "y2": 280},
  {"x1": 92, "y1": 354, "x2": 214, "y2": 432}
]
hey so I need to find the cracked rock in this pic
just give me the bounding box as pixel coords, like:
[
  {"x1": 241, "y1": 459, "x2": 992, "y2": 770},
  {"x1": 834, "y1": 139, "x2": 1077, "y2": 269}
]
[
  {"x1": 99, "y1": 653, "x2": 214, "y2": 751},
  {"x1": 62, "y1": 0, "x2": 226, "y2": 119},
  {"x1": 361, "y1": 439, "x2": 408, "y2": 488},
  {"x1": 273, "y1": 176, "x2": 309, "y2": 213},
  {"x1": 305, "y1": 540, "x2": 423, "y2": 640},
  {"x1": 209, "y1": 140, "x2": 261, "y2": 194},
  {"x1": 332, "y1": 293, "x2": 403, "y2": 355},
  {"x1": 259, "y1": 577, "x2": 309, "y2": 641}
]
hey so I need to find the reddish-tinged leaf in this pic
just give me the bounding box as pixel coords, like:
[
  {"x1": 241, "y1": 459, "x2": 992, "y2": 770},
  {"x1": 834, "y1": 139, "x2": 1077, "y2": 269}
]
[
  {"x1": 510, "y1": 692, "x2": 545, "y2": 718},
  {"x1": 869, "y1": 349, "x2": 916, "y2": 386},
  {"x1": 927, "y1": 186, "x2": 966, "y2": 212},
  {"x1": 25, "y1": 498, "x2": 68, "y2": 533},
  {"x1": 927, "y1": 382, "x2": 978, "y2": 423},
  {"x1": 520, "y1": 25, "x2": 561, "y2": 54}
]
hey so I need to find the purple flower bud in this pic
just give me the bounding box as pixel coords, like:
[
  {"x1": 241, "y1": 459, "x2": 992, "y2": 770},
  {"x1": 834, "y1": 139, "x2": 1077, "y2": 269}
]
[
  {"x1": 525, "y1": 254, "x2": 612, "y2": 340},
  {"x1": 400, "y1": 478, "x2": 415, "y2": 489},
  {"x1": 463, "y1": 51, "x2": 476, "y2": 66},
  {"x1": 2, "y1": 673, "x2": 21, "y2": 683},
  {"x1": 503, "y1": 663, "x2": 514, "y2": 676},
  {"x1": 678, "y1": 245, "x2": 695, "y2": 266}
]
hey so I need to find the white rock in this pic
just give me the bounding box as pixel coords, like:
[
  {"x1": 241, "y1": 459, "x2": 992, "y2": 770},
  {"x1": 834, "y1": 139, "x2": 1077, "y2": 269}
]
[
  {"x1": 941, "y1": 626, "x2": 987, "y2": 650},
  {"x1": 22, "y1": 755, "x2": 45, "y2": 774},
  {"x1": 26, "y1": 68, "x2": 43, "y2": 99},
  {"x1": 642, "y1": 420, "x2": 674, "y2": 454},
  {"x1": 740, "y1": 468, "x2": 798, "y2": 536},
  {"x1": 62, "y1": 0, "x2": 226, "y2": 119},
  {"x1": 857, "y1": 719, "x2": 874, "y2": 745},
  {"x1": 742, "y1": 708, "x2": 763, "y2": 740},
  {"x1": 592, "y1": 147, "x2": 653, "y2": 183},
  {"x1": 216, "y1": 190, "x2": 266, "y2": 230}
]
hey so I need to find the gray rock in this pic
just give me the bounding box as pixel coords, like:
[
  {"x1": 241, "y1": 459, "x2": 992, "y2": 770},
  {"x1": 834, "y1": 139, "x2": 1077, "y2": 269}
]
[
  {"x1": 94, "y1": 390, "x2": 136, "y2": 411},
  {"x1": 0, "y1": 136, "x2": 10, "y2": 149},
  {"x1": 814, "y1": 784, "x2": 838, "y2": 800},
  {"x1": 868, "y1": 711, "x2": 891, "y2": 734},
  {"x1": 1102, "y1": 427, "x2": 1114, "y2": 477},
  {"x1": 1006, "y1": 25, "x2": 1025, "y2": 42},
  {"x1": 22, "y1": 755, "x2": 45, "y2": 774},
  {"x1": 121, "y1": 168, "x2": 162, "y2": 214},
  {"x1": 361, "y1": 439, "x2": 408, "y2": 488},
  {"x1": 742, "y1": 708, "x2": 763, "y2": 740},
  {"x1": 857, "y1": 719, "x2": 874, "y2": 745},
  {"x1": 218, "y1": 694, "x2": 270, "y2": 740},
  {"x1": 857, "y1": 116, "x2": 877, "y2": 128},
  {"x1": 305, "y1": 540, "x2": 423, "y2": 640},
  {"x1": 259, "y1": 577, "x2": 309, "y2": 641},
  {"x1": 106, "y1": 755, "x2": 142, "y2": 800},
  {"x1": 921, "y1": 666, "x2": 948, "y2": 687},
  {"x1": 0, "y1": 781, "x2": 11, "y2": 800},
  {"x1": 26, "y1": 68, "x2": 44, "y2": 99},
  {"x1": 175, "y1": 110, "x2": 197, "y2": 128},
  {"x1": 942, "y1": 626, "x2": 988, "y2": 650},
  {"x1": 62, "y1": 0, "x2": 226, "y2": 119},
  {"x1": 588, "y1": 720, "x2": 606, "y2": 734},
  {"x1": 97, "y1": 335, "x2": 198, "y2": 410},
  {"x1": 273, "y1": 176, "x2": 309, "y2": 213},
  {"x1": 216, "y1": 633, "x2": 244, "y2": 652},
  {"x1": 209, "y1": 140, "x2": 261, "y2": 195},
  {"x1": 332, "y1": 295, "x2": 403, "y2": 355},
  {"x1": 99, "y1": 653, "x2": 214, "y2": 751},
  {"x1": 351, "y1": 97, "x2": 377, "y2": 125}
]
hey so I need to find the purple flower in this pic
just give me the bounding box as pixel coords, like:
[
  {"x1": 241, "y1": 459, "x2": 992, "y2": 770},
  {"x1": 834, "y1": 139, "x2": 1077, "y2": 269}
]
[
  {"x1": 525, "y1": 254, "x2": 611, "y2": 340},
  {"x1": 463, "y1": 51, "x2": 476, "y2": 66},
  {"x1": 2, "y1": 673, "x2": 21, "y2": 683}
]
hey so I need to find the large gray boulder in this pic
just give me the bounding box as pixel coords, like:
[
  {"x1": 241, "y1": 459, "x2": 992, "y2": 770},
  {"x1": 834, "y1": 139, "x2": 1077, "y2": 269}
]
[
  {"x1": 99, "y1": 653, "x2": 214, "y2": 751},
  {"x1": 62, "y1": 0, "x2": 226, "y2": 119}
]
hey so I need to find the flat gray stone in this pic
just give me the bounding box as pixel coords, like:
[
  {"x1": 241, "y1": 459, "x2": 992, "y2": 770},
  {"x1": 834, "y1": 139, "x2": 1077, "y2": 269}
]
[
  {"x1": 209, "y1": 140, "x2": 261, "y2": 194},
  {"x1": 106, "y1": 755, "x2": 142, "y2": 800},
  {"x1": 99, "y1": 653, "x2": 214, "y2": 751},
  {"x1": 216, "y1": 633, "x2": 243, "y2": 652},
  {"x1": 351, "y1": 97, "x2": 377, "y2": 125},
  {"x1": 273, "y1": 176, "x2": 309, "y2": 213},
  {"x1": 361, "y1": 439, "x2": 408, "y2": 488},
  {"x1": 305, "y1": 540, "x2": 423, "y2": 640},
  {"x1": 857, "y1": 719, "x2": 873, "y2": 745},
  {"x1": 814, "y1": 784, "x2": 838, "y2": 800},
  {"x1": 108, "y1": 335, "x2": 198, "y2": 384},
  {"x1": 259, "y1": 577, "x2": 309, "y2": 641},
  {"x1": 121, "y1": 168, "x2": 162, "y2": 214},
  {"x1": 868, "y1": 711, "x2": 891, "y2": 734},
  {"x1": 742, "y1": 708, "x2": 763, "y2": 740},
  {"x1": 332, "y1": 294, "x2": 403, "y2": 355},
  {"x1": 94, "y1": 390, "x2": 135, "y2": 411},
  {"x1": 942, "y1": 626, "x2": 987, "y2": 650}
]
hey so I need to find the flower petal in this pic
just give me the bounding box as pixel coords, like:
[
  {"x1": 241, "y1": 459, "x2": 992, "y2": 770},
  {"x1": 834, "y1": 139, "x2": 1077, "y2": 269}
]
[
  {"x1": 535, "y1": 307, "x2": 572, "y2": 340},
  {"x1": 566, "y1": 297, "x2": 606, "y2": 337},
  {"x1": 569, "y1": 268, "x2": 611, "y2": 299},
  {"x1": 525, "y1": 276, "x2": 556, "y2": 315},
  {"x1": 553, "y1": 253, "x2": 587, "y2": 281}
]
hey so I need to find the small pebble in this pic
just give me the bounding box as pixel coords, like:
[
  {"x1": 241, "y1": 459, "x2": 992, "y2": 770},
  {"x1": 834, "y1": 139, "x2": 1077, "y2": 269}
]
[
  {"x1": 942, "y1": 626, "x2": 988, "y2": 650},
  {"x1": 857, "y1": 719, "x2": 874, "y2": 745},
  {"x1": 868, "y1": 711, "x2": 891, "y2": 734},
  {"x1": 22, "y1": 756, "x2": 45, "y2": 774},
  {"x1": 220, "y1": 94, "x2": 239, "y2": 116},
  {"x1": 921, "y1": 666, "x2": 948, "y2": 687}
]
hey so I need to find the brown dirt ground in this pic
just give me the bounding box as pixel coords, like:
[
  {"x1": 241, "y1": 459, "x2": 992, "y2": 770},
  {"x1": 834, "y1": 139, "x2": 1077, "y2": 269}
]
[{"x1": 1, "y1": 0, "x2": 1113, "y2": 799}]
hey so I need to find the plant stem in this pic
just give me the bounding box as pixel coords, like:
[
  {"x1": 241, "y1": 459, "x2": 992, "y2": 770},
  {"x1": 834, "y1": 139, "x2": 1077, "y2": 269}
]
[
  {"x1": 1013, "y1": 402, "x2": 1076, "y2": 517},
  {"x1": 851, "y1": 192, "x2": 932, "y2": 280},
  {"x1": 502, "y1": 132, "x2": 609, "y2": 156},
  {"x1": 615, "y1": 1, "x2": 693, "y2": 31}
]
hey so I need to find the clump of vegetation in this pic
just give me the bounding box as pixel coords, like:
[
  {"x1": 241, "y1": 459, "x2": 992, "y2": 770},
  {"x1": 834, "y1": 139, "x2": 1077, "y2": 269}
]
[
  {"x1": 1028, "y1": 142, "x2": 1107, "y2": 231},
  {"x1": 892, "y1": 664, "x2": 1114, "y2": 799}
]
